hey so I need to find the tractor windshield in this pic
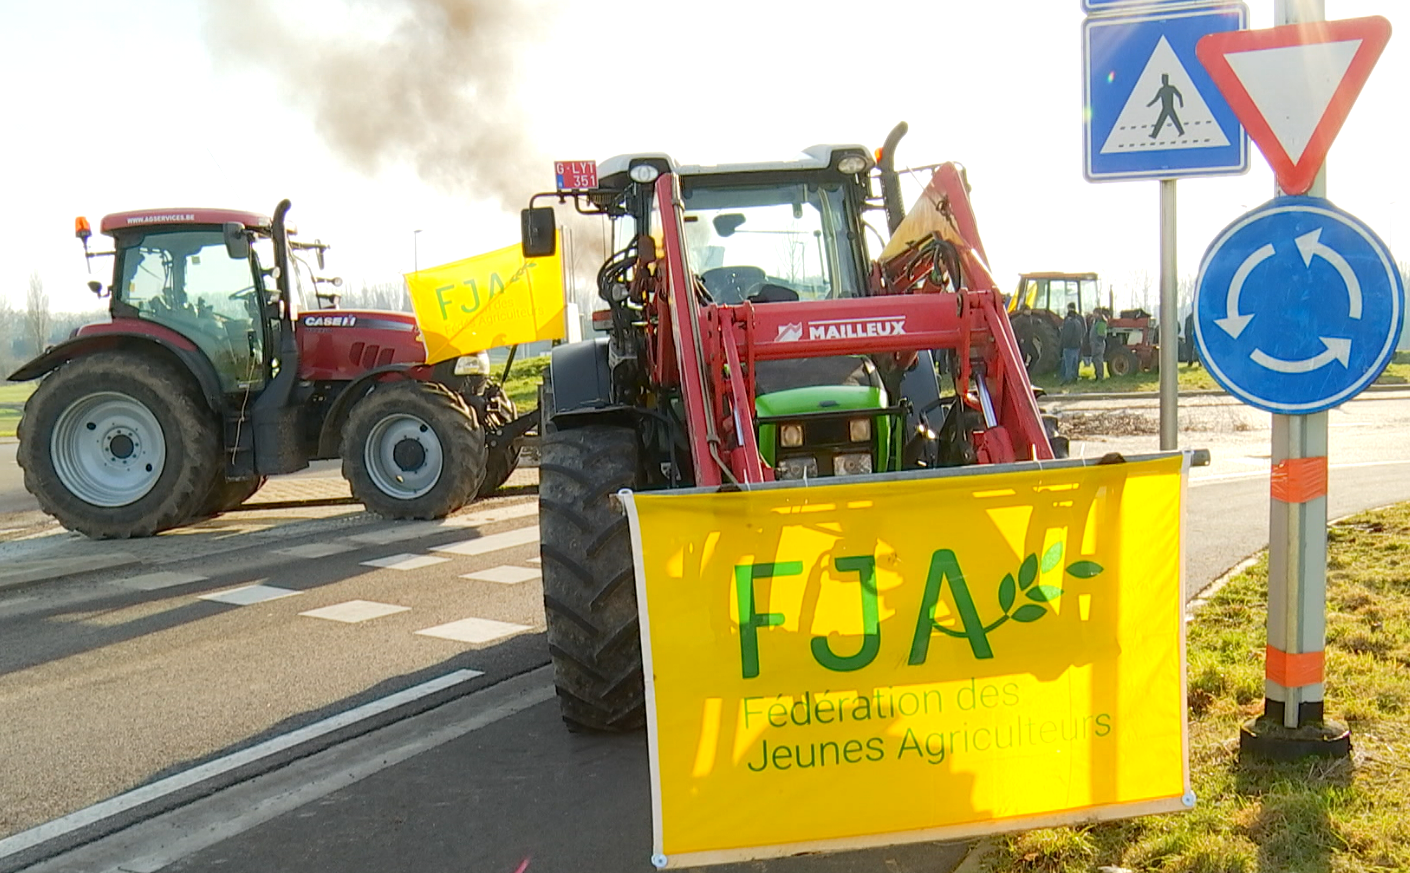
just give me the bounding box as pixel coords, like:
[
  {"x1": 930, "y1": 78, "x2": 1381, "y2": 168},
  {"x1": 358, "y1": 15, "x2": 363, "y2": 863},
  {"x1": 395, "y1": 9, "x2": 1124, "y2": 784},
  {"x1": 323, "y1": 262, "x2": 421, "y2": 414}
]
[
  {"x1": 114, "y1": 227, "x2": 266, "y2": 392},
  {"x1": 680, "y1": 179, "x2": 863, "y2": 303}
]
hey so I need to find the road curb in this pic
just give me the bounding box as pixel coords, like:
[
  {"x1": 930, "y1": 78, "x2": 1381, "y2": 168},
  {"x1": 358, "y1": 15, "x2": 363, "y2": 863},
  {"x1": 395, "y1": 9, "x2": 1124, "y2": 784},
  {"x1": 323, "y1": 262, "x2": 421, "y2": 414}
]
[{"x1": 0, "y1": 553, "x2": 141, "y2": 592}]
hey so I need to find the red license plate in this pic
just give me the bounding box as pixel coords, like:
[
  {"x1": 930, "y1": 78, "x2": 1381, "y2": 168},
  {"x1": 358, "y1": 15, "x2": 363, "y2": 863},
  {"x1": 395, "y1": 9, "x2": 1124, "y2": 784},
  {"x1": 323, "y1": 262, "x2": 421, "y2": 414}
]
[{"x1": 554, "y1": 161, "x2": 597, "y2": 190}]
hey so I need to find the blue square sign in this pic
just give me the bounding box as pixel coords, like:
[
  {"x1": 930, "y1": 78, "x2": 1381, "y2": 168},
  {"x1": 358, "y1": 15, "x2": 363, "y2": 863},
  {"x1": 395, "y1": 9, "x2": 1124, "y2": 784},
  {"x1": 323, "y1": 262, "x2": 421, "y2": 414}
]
[
  {"x1": 1083, "y1": 0, "x2": 1222, "y2": 12},
  {"x1": 1084, "y1": 4, "x2": 1249, "y2": 181}
]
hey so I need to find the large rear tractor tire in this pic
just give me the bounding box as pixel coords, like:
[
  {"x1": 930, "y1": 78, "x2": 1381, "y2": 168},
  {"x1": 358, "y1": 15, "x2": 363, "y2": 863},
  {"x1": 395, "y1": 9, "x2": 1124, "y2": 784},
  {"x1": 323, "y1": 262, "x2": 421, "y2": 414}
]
[
  {"x1": 1011, "y1": 313, "x2": 1061, "y2": 377},
  {"x1": 342, "y1": 381, "x2": 486, "y2": 520},
  {"x1": 538, "y1": 425, "x2": 645, "y2": 732},
  {"x1": 477, "y1": 385, "x2": 521, "y2": 498},
  {"x1": 17, "y1": 353, "x2": 220, "y2": 538}
]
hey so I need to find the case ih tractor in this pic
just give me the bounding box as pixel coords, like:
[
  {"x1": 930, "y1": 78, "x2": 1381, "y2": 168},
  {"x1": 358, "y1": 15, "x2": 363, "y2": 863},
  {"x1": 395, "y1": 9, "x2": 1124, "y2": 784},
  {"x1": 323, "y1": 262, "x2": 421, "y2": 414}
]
[
  {"x1": 522, "y1": 124, "x2": 1065, "y2": 731},
  {"x1": 1007, "y1": 271, "x2": 1159, "y2": 377},
  {"x1": 9, "y1": 201, "x2": 528, "y2": 538}
]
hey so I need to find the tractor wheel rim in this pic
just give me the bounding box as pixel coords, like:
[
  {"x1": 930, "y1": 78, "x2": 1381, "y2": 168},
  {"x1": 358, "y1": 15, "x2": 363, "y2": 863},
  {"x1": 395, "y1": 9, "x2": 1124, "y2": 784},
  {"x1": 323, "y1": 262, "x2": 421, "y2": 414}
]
[
  {"x1": 50, "y1": 392, "x2": 167, "y2": 507},
  {"x1": 364, "y1": 413, "x2": 443, "y2": 500}
]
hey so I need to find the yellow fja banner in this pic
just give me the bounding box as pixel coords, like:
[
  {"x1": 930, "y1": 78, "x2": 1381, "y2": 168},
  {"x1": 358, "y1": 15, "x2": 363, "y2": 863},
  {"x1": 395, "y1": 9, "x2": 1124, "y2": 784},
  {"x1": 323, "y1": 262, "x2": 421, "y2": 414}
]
[
  {"x1": 405, "y1": 239, "x2": 565, "y2": 363},
  {"x1": 619, "y1": 455, "x2": 1189, "y2": 868}
]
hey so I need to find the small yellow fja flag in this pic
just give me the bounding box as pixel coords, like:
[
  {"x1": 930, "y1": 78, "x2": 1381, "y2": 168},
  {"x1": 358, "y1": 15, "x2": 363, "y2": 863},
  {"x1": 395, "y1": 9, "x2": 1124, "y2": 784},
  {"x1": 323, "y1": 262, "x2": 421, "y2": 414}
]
[{"x1": 405, "y1": 239, "x2": 566, "y2": 363}]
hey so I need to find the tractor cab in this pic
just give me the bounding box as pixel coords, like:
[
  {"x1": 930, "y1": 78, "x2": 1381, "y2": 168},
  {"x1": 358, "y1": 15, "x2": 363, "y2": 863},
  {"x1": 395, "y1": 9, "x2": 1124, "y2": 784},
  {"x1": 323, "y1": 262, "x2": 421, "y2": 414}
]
[
  {"x1": 101, "y1": 210, "x2": 276, "y2": 394},
  {"x1": 548, "y1": 145, "x2": 898, "y2": 480}
]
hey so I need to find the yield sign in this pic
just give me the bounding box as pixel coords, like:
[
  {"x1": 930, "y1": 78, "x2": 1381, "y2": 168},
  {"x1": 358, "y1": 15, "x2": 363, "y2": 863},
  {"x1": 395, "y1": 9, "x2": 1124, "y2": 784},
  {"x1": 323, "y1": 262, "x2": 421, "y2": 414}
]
[{"x1": 1196, "y1": 16, "x2": 1391, "y2": 195}]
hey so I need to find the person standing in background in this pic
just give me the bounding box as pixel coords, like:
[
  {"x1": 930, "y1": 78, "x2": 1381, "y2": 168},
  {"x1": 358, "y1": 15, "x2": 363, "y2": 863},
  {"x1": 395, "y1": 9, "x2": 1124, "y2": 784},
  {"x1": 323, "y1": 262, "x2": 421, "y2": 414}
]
[
  {"x1": 1088, "y1": 308, "x2": 1109, "y2": 381},
  {"x1": 1059, "y1": 303, "x2": 1085, "y2": 383}
]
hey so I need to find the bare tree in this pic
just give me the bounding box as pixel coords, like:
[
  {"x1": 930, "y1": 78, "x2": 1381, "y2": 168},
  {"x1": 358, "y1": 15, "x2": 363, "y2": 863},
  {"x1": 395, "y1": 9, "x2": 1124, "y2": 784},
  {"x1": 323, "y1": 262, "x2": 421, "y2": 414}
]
[
  {"x1": 1123, "y1": 268, "x2": 1155, "y2": 313},
  {"x1": 1178, "y1": 273, "x2": 1198, "y2": 317},
  {"x1": 25, "y1": 272, "x2": 51, "y2": 355},
  {"x1": 345, "y1": 280, "x2": 411, "y2": 312}
]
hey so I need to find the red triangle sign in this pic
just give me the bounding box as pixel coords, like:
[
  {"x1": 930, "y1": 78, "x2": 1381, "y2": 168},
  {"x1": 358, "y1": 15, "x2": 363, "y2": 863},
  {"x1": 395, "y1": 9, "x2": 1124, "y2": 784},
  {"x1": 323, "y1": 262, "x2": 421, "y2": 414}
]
[{"x1": 1196, "y1": 16, "x2": 1391, "y2": 195}]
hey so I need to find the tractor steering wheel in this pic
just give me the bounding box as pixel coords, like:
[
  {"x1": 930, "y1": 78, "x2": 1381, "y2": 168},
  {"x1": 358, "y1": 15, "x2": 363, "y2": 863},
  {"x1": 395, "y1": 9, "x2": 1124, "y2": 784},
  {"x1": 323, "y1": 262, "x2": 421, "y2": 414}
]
[{"x1": 701, "y1": 266, "x2": 766, "y2": 304}]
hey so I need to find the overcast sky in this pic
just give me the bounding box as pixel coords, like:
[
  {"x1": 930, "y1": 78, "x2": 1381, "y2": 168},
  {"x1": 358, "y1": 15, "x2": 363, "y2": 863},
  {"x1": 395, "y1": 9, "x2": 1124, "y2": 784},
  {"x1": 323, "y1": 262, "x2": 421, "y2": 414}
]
[{"x1": 1, "y1": 0, "x2": 1404, "y2": 314}]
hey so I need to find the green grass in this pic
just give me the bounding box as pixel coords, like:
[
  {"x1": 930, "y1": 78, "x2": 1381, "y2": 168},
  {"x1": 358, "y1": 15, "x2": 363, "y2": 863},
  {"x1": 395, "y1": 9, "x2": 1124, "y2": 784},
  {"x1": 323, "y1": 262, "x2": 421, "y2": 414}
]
[
  {"x1": 1376, "y1": 350, "x2": 1410, "y2": 386},
  {"x1": 1033, "y1": 351, "x2": 1410, "y2": 396},
  {"x1": 983, "y1": 502, "x2": 1410, "y2": 873},
  {"x1": 500, "y1": 353, "x2": 549, "y2": 412},
  {"x1": 1034, "y1": 362, "x2": 1222, "y2": 395},
  {"x1": 0, "y1": 381, "x2": 35, "y2": 438}
]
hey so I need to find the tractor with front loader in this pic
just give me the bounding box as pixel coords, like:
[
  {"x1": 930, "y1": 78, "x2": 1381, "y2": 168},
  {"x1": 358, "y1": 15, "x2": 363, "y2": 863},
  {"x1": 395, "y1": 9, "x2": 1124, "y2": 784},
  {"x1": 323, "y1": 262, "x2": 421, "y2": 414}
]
[
  {"x1": 522, "y1": 123, "x2": 1067, "y2": 732},
  {"x1": 9, "y1": 201, "x2": 532, "y2": 538}
]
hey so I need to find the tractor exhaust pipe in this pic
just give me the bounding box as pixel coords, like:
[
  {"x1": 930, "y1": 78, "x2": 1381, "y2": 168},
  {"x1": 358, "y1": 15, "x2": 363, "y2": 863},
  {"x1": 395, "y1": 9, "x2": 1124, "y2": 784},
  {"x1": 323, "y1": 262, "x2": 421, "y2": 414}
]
[{"x1": 878, "y1": 121, "x2": 909, "y2": 235}]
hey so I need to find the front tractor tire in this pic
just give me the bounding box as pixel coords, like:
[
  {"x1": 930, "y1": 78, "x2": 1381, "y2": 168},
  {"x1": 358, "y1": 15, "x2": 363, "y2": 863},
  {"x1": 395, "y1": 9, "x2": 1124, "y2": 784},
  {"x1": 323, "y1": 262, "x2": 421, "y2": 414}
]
[
  {"x1": 341, "y1": 381, "x2": 486, "y2": 520},
  {"x1": 17, "y1": 352, "x2": 220, "y2": 538},
  {"x1": 539, "y1": 425, "x2": 645, "y2": 732}
]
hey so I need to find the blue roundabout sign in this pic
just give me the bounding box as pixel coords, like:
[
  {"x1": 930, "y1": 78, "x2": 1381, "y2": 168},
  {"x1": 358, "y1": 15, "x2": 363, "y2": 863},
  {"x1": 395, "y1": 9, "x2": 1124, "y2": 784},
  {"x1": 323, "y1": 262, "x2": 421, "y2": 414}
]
[{"x1": 1194, "y1": 197, "x2": 1404, "y2": 414}]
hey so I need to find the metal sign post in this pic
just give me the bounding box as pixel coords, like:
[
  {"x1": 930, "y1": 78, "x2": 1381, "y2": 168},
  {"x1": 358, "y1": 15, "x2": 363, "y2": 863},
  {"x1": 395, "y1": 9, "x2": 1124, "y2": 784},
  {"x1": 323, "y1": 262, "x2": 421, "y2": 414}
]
[
  {"x1": 1192, "y1": 1, "x2": 1400, "y2": 759},
  {"x1": 1083, "y1": 3, "x2": 1248, "y2": 448}
]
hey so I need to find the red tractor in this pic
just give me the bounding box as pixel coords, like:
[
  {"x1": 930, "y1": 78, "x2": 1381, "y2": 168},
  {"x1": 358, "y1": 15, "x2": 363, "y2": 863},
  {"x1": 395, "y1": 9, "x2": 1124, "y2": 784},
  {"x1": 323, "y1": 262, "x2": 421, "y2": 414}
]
[
  {"x1": 522, "y1": 123, "x2": 1065, "y2": 731},
  {"x1": 1008, "y1": 272, "x2": 1159, "y2": 377},
  {"x1": 9, "y1": 201, "x2": 532, "y2": 538}
]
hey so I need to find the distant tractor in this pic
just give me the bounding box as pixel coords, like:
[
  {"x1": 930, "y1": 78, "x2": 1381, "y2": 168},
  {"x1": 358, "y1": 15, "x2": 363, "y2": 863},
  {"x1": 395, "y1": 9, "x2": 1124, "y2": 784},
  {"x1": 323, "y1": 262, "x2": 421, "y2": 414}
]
[
  {"x1": 1007, "y1": 272, "x2": 1158, "y2": 377},
  {"x1": 9, "y1": 201, "x2": 531, "y2": 538}
]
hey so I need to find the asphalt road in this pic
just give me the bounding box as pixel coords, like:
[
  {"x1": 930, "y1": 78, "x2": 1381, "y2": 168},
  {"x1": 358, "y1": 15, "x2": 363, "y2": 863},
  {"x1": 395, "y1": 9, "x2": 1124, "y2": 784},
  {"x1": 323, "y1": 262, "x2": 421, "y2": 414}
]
[{"x1": 3, "y1": 389, "x2": 1409, "y2": 873}]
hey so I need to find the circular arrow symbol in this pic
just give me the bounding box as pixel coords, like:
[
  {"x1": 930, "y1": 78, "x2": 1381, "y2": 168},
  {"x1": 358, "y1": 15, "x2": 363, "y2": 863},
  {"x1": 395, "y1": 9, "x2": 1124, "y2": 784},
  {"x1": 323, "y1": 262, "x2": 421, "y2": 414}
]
[
  {"x1": 1215, "y1": 243, "x2": 1273, "y2": 338},
  {"x1": 1295, "y1": 228, "x2": 1362, "y2": 319},
  {"x1": 1250, "y1": 337, "x2": 1352, "y2": 373},
  {"x1": 1216, "y1": 229, "x2": 1365, "y2": 373}
]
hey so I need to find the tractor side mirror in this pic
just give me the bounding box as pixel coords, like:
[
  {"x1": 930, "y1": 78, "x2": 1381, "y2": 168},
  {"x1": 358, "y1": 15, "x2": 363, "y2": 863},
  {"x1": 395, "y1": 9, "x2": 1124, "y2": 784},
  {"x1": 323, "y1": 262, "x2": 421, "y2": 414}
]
[
  {"x1": 521, "y1": 207, "x2": 557, "y2": 258},
  {"x1": 223, "y1": 222, "x2": 250, "y2": 260},
  {"x1": 713, "y1": 213, "x2": 746, "y2": 237}
]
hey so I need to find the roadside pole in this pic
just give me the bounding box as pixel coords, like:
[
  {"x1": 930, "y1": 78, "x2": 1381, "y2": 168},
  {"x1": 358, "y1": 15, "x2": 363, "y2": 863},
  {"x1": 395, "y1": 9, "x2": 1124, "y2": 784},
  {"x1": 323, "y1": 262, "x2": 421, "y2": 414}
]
[
  {"x1": 1244, "y1": 0, "x2": 1346, "y2": 758},
  {"x1": 1191, "y1": 2, "x2": 1398, "y2": 758},
  {"x1": 1159, "y1": 179, "x2": 1178, "y2": 449}
]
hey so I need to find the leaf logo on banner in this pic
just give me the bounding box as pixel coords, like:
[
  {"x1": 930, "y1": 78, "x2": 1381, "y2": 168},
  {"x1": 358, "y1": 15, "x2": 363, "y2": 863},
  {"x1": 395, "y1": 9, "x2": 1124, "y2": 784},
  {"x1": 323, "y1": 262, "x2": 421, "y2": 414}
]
[{"x1": 910, "y1": 542, "x2": 1106, "y2": 662}]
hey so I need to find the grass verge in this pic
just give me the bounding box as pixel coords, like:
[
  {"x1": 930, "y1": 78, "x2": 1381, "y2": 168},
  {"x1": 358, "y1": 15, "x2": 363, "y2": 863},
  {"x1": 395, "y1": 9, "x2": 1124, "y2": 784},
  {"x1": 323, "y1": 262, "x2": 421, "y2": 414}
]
[
  {"x1": 1033, "y1": 351, "x2": 1409, "y2": 396},
  {"x1": 982, "y1": 502, "x2": 1410, "y2": 873},
  {"x1": 500, "y1": 353, "x2": 549, "y2": 413},
  {"x1": 0, "y1": 381, "x2": 35, "y2": 438}
]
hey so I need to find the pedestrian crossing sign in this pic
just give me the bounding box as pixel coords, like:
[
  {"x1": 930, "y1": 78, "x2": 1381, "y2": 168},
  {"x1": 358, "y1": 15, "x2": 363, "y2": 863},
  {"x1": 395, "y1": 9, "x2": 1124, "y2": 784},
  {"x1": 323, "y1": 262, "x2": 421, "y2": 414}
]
[{"x1": 1084, "y1": 4, "x2": 1249, "y2": 182}]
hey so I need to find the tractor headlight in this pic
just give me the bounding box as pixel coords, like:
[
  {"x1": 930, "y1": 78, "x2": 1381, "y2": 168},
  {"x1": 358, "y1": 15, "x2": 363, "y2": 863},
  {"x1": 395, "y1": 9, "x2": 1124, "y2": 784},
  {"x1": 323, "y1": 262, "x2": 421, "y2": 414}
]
[
  {"x1": 836, "y1": 154, "x2": 870, "y2": 175},
  {"x1": 780, "y1": 423, "x2": 804, "y2": 448},
  {"x1": 453, "y1": 351, "x2": 491, "y2": 376},
  {"x1": 629, "y1": 164, "x2": 660, "y2": 183},
  {"x1": 848, "y1": 417, "x2": 871, "y2": 442},
  {"x1": 834, "y1": 452, "x2": 873, "y2": 476},
  {"x1": 776, "y1": 456, "x2": 818, "y2": 480}
]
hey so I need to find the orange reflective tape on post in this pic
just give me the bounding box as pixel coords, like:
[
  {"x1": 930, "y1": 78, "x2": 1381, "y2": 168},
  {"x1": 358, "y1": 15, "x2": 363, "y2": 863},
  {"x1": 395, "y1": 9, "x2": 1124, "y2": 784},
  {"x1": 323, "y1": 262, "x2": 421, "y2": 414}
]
[
  {"x1": 1265, "y1": 646, "x2": 1325, "y2": 688},
  {"x1": 1269, "y1": 456, "x2": 1327, "y2": 504}
]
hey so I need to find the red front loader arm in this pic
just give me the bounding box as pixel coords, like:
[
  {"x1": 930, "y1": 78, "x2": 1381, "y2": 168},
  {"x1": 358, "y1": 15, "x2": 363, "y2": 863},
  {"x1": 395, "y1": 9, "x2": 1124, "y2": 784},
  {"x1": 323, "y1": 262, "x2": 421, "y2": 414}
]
[{"x1": 648, "y1": 166, "x2": 1054, "y2": 488}]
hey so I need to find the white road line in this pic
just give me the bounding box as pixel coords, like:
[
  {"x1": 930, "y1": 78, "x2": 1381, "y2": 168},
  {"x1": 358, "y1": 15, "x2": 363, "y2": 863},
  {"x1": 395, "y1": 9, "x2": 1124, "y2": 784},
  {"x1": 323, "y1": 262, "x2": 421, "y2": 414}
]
[
  {"x1": 415, "y1": 617, "x2": 532, "y2": 644},
  {"x1": 111, "y1": 571, "x2": 208, "y2": 591},
  {"x1": 450, "y1": 502, "x2": 538, "y2": 526},
  {"x1": 198, "y1": 584, "x2": 299, "y2": 606},
  {"x1": 527, "y1": 557, "x2": 541, "y2": 565},
  {"x1": 342, "y1": 502, "x2": 536, "y2": 547},
  {"x1": 360, "y1": 553, "x2": 450, "y2": 571},
  {"x1": 274, "y1": 542, "x2": 356, "y2": 559},
  {"x1": 431, "y1": 525, "x2": 539, "y2": 557},
  {"x1": 0, "y1": 669, "x2": 486, "y2": 862},
  {"x1": 298, "y1": 600, "x2": 411, "y2": 623},
  {"x1": 461, "y1": 566, "x2": 542, "y2": 585}
]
